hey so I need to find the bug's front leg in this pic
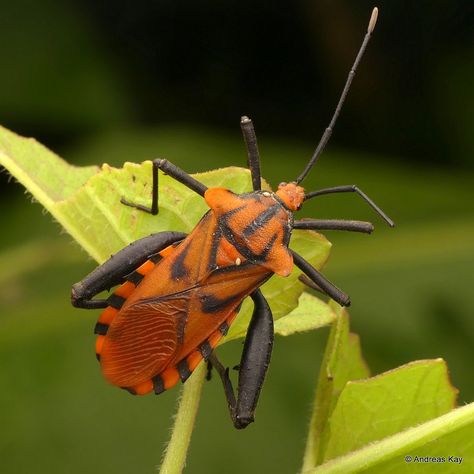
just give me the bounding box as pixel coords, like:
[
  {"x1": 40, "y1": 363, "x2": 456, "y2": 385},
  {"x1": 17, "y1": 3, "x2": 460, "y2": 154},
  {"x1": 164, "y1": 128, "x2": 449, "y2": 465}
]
[
  {"x1": 291, "y1": 250, "x2": 351, "y2": 307},
  {"x1": 210, "y1": 289, "x2": 273, "y2": 429},
  {"x1": 121, "y1": 159, "x2": 208, "y2": 215},
  {"x1": 71, "y1": 231, "x2": 186, "y2": 309}
]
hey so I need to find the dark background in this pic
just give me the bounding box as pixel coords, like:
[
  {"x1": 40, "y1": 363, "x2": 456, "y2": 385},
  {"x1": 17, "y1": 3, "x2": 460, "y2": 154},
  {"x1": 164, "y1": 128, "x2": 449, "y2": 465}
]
[
  {"x1": 1, "y1": 0, "x2": 473, "y2": 166},
  {"x1": 1, "y1": 1, "x2": 473, "y2": 473}
]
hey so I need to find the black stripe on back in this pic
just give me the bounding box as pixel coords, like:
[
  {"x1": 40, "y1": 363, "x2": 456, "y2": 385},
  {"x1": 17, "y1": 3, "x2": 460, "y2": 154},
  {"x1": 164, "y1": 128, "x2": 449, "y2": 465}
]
[
  {"x1": 126, "y1": 270, "x2": 144, "y2": 286},
  {"x1": 149, "y1": 254, "x2": 163, "y2": 264},
  {"x1": 219, "y1": 321, "x2": 229, "y2": 336},
  {"x1": 219, "y1": 224, "x2": 259, "y2": 262},
  {"x1": 210, "y1": 261, "x2": 253, "y2": 276},
  {"x1": 259, "y1": 231, "x2": 279, "y2": 259},
  {"x1": 177, "y1": 360, "x2": 192, "y2": 382},
  {"x1": 220, "y1": 222, "x2": 280, "y2": 264},
  {"x1": 220, "y1": 204, "x2": 246, "y2": 220},
  {"x1": 152, "y1": 375, "x2": 165, "y2": 395},
  {"x1": 199, "y1": 340, "x2": 213, "y2": 360},
  {"x1": 107, "y1": 293, "x2": 126, "y2": 309},
  {"x1": 94, "y1": 322, "x2": 109, "y2": 335},
  {"x1": 171, "y1": 242, "x2": 191, "y2": 280},
  {"x1": 207, "y1": 228, "x2": 222, "y2": 271},
  {"x1": 200, "y1": 293, "x2": 240, "y2": 314},
  {"x1": 242, "y1": 204, "x2": 280, "y2": 237}
]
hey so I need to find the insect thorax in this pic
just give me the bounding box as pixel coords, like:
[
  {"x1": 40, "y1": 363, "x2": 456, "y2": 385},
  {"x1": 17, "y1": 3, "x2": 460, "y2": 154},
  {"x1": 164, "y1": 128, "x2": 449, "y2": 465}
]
[{"x1": 205, "y1": 187, "x2": 294, "y2": 276}]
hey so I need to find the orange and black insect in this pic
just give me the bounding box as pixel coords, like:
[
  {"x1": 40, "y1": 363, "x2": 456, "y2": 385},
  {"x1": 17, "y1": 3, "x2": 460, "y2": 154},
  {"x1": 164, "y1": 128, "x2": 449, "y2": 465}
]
[{"x1": 71, "y1": 8, "x2": 392, "y2": 429}]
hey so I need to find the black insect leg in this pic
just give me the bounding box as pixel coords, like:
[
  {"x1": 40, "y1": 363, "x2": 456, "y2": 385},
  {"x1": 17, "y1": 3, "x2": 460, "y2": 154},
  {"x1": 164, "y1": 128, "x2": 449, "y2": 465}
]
[
  {"x1": 208, "y1": 353, "x2": 237, "y2": 415},
  {"x1": 121, "y1": 159, "x2": 209, "y2": 215},
  {"x1": 71, "y1": 231, "x2": 187, "y2": 309},
  {"x1": 298, "y1": 274, "x2": 325, "y2": 295},
  {"x1": 240, "y1": 116, "x2": 262, "y2": 191},
  {"x1": 294, "y1": 218, "x2": 374, "y2": 234},
  {"x1": 210, "y1": 289, "x2": 273, "y2": 429},
  {"x1": 235, "y1": 289, "x2": 273, "y2": 428},
  {"x1": 304, "y1": 185, "x2": 394, "y2": 227},
  {"x1": 291, "y1": 250, "x2": 351, "y2": 307}
]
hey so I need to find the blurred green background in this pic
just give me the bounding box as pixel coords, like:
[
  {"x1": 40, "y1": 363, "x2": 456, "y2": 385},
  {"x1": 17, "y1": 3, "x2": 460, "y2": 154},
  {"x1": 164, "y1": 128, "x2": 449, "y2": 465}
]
[{"x1": 1, "y1": 1, "x2": 473, "y2": 473}]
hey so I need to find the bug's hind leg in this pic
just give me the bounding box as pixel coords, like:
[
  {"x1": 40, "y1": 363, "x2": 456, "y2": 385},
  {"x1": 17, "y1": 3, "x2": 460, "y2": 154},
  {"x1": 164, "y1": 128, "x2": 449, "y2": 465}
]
[
  {"x1": 121, "y1": 159, "x2": 209, "y2": 215},
  {"x1": 71, "y1": 231, "x2": 187, "y2": 309},
  {"x1": 210, "y1": 289, "x2": 273, "y2": 429},
  {"x1": 240, "y1": 116, "x2": 262, "y2": 191},
  {"x1": 291, "y1": 250, "x2": 351, "y2": 307}
]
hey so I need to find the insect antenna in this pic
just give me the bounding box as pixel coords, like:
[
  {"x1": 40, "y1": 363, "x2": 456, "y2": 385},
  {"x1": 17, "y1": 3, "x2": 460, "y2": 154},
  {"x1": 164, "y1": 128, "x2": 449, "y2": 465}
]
[
  {"x1": 304, "y1": 184, "x2": 394, "y2": 226},
  {"x1": 295, "y1": 7, "x2": 379, "y2": 185}
]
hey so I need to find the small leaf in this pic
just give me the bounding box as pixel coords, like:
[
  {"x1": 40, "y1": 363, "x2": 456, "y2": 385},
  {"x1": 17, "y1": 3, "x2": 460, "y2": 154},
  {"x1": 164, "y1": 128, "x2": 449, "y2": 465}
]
[
  {"x1": 225, "y1": 292, "x2": 335, "y2": 342},
  {"x1": 321, "y1": 358, "x2": 458, "y2": 463},
  {"x1": 274, "y1": 292, "x2": 335, "y2": 337}
]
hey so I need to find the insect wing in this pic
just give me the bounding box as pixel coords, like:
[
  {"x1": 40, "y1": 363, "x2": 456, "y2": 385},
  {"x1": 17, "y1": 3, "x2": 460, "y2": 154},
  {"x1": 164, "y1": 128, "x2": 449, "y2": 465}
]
[
  {"x1": 170, "y1": 262, "x2": 271, "y2": 365},
  {"x1": 100, "y1": 294, "x2": 190, "y2": 388},
  {"x1": 99, "y1": 260, "x2": 270, "y2": 390}
]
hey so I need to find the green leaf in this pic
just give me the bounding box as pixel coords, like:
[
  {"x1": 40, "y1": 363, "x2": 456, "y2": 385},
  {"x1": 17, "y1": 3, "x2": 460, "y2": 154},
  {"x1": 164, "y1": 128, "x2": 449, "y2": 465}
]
[
  {"x1": 54, "y1": 162, "x2": 259, "y2": 262},
  {"x1": 302, "y1": 303, "x2": 370, "y2": 470},
  {"x1": 0, "y1": 124, "x2": 332, "y2": 332},
  {"x1": 273, "y1": 292, "x2": 336, "y2": 337},
  {"x1": 0, "y1": 125, "x2": 99, "y2": 203},
  {"x1": 226, "y1": 291, "x2": 336, "y2": 343},
  {"x1": 306, "y1": 402, "x2": 474, "y2": 473},
  {"x1": 302, "y1": 305, "x2": 459, "y2": 473},
  {"x1": 321, "y1": 358, "x2": 458, "y2": 463}
]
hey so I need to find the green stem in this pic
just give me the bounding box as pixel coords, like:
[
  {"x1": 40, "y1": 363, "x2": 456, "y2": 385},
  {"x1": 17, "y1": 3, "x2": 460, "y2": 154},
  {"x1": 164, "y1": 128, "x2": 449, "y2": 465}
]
[{"x1": 159, "y1": 363, "x2": 206, "y2": 474}]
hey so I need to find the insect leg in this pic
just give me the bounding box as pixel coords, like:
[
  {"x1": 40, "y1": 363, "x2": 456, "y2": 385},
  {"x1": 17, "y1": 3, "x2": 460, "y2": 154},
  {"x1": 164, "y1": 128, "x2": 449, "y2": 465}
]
[
  {"x1": 304, "y1": 185, "x2": 394, "y2": 227},
  {"x1": 235, "y1": 289, "x2": 273, "y2": 428},
  {"x1": 298, "y1": 274, "x2": 325, "y2": 295},
  {"x1": 294, "y1": 218, "x2": 374, "y2": 234},
  {"x1": 121, "y1": 159, "x2": 208, "y2": 215},
  {"x1": 291, "y1": 250, "x2": 351, "y2": 307},
  {"x1": 71, "y1": 231, "x2": 186, "y2": 309},
  {"x1": 210, "y1": 289, "x2": 273, "y2": 429},
  {"x1": 208, "y1": 353, "x2": 237, "y2": 417},
  {"x1": 240, "y1": 116, "x2": 262, "y2": 191}
]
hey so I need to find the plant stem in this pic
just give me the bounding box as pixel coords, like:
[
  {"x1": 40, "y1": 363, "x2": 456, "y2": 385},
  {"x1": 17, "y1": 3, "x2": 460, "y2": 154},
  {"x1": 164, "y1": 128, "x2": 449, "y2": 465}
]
[{"x1": 159, "y1": 363, "x2": 206, "y2": 474}]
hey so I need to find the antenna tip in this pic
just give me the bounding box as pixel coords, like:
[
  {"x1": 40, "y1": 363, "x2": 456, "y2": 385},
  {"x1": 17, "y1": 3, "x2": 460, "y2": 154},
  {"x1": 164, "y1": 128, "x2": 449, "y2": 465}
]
[
  {"x1": 240, "y1": 116, "x2": 251, "y2": 124},
  {"x1": 368, "y1": 7, "x2": 379, "y2": 34}
]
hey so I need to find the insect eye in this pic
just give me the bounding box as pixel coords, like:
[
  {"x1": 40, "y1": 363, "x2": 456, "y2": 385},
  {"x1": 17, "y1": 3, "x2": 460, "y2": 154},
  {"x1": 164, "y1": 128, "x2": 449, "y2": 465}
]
[{"x1": 279, "y1": 182, "x2": 287, "y2": 188}]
